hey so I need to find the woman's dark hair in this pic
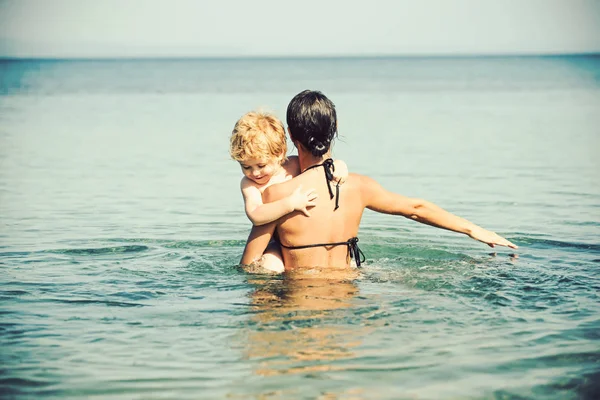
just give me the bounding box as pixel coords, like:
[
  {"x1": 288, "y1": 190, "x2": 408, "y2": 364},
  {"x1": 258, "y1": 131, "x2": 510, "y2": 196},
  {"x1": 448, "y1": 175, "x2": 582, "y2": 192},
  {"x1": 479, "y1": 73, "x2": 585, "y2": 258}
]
[{"x1": 286, "y1": 90, "x2": 337, "y2": 157}]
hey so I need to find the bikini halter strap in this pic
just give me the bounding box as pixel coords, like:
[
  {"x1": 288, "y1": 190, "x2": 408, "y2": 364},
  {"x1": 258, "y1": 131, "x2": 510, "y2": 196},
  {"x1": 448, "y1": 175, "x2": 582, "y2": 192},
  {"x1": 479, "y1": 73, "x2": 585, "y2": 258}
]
[{"x1": 303, "y1": 158, "x2": 340, "y2": 210}]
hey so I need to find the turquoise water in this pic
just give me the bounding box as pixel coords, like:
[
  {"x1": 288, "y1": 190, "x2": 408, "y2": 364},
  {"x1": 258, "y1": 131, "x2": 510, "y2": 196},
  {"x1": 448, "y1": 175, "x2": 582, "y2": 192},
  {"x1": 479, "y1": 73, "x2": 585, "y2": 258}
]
[{"x1": 1, "y1": 56, "x2": 599, "y2": 399}]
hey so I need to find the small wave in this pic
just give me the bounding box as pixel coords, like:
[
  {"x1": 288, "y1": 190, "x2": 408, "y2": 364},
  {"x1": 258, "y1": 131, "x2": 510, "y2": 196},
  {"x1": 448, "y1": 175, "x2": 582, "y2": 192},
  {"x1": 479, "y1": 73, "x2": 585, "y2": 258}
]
[
  {"x1": 45, "y1": 298, "x2": 145, "y2": 307},
  {"x1": 363, "y1": 243, "x2": 475, "y2": 262},
  {"x1": 510, "y1": 237, "x2": 600, "y2": 252},
  {"x1": 0, "y1": 377, "x2": 54, "y2": 388},
  {"x1": 165, "y1": 239, "x2": 246, "y2": 249},
  {"x1": 108, "y1": 290, "x2": 162, "y2": 301},
  {"x1": 51, "y1": 245, "x2": 149, "y2": 255},
  {"x1": 0, "y1": 250, "x2": 32, "y2": 258},
  {"x1": 105, "y1": 238, "x2": 247, "y2": 248},
  {"x1": 498, "y1": 350, "x2": 600, "y2": 371},
  {"x1": 562, "y1": 220, "x2": 600, "y2": 227},
  {"x1": 0, "y1": 289, "x2": 30, "y2": 296}
]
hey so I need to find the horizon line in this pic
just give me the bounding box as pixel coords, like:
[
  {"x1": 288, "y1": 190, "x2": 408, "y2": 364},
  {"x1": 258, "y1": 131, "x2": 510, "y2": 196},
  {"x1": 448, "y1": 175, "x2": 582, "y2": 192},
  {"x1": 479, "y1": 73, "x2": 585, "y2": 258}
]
[{"x1": 1, "y1": 51, "x2": 599, "y2": 62}]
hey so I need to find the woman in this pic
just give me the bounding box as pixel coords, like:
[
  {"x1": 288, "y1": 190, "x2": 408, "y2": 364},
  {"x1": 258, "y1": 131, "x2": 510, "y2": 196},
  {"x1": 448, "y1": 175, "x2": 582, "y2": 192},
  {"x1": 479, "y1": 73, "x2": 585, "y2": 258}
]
[{"x1": 241, "y1": 90, "x2": 517, "y2": 271}]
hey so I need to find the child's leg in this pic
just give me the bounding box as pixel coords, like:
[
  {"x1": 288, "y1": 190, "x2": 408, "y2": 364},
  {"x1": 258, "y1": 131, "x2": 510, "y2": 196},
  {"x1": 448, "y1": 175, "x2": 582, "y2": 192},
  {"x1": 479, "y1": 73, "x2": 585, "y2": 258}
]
[
  {"x1": 259, "y1": 241, "x2": 285, "y2": 273},
  {"x1": 240, "y1": 241, "x2": 284, "y2": 274}
]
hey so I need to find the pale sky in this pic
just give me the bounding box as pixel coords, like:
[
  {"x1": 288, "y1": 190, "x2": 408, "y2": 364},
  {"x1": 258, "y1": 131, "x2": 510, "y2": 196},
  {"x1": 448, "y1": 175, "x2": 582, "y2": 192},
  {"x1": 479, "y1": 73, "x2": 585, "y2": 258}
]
[{"x1": 1, "y1": 0, "x2": 599, "y2": 58}]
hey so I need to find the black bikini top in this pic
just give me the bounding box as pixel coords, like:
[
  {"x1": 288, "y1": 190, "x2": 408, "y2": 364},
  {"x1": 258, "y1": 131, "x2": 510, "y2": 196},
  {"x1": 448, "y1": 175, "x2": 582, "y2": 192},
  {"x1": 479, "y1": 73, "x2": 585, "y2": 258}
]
[
  {"x1": 279, "y1": 237, "x2": 365, "y2": 267},
  {"x1": 281, "y1": 159, "x2": 365, "y2": 267},
  {"x1": 303, "y1": 158, "x2": 340, "y2": 210}
]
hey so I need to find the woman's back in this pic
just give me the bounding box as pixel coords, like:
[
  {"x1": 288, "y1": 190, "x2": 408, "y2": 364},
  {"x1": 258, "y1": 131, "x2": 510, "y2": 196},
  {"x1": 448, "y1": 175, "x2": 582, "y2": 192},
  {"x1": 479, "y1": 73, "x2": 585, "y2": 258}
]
[{"x1": 264, "y1": 169, "x2": 366, "y2": 269}]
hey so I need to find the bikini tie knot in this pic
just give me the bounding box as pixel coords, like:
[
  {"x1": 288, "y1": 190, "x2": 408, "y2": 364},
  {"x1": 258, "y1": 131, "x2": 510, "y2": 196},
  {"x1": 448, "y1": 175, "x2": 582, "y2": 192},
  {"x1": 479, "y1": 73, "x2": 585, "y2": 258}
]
[
  {"x1": 347, "y1": 237, "x2": 366, "y2": 267},
  {"x1": 322, "y1": 158, "x2": 335, "y2": 182}
]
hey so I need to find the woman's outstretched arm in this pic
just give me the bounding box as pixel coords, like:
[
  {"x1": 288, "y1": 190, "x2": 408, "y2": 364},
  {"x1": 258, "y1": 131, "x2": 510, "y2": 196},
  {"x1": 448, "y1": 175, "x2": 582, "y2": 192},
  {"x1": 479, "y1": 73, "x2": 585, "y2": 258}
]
[{"x1": 360, "y1": 175, "x2": 517, "y2": 249}]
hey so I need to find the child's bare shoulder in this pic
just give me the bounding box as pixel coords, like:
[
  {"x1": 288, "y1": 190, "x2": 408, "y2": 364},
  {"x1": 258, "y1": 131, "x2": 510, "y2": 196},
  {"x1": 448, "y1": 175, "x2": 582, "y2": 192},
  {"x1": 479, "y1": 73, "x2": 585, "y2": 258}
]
[
  {"x1": 333, "y1": 159, "x2": 347, "y2": 169},
  {"x1": 240, "y1": 176, "x2": 261, "y2": 192},
  {"x1": 282, "y1": 156, "x2": 301, "y2": 176}
]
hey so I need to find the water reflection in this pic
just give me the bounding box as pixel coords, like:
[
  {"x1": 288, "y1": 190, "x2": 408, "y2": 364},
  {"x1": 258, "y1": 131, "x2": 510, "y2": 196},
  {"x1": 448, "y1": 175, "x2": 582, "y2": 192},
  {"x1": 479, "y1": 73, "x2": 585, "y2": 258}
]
[{"x1": 244, "y1": 268, "x2": 367, "y2": 378}]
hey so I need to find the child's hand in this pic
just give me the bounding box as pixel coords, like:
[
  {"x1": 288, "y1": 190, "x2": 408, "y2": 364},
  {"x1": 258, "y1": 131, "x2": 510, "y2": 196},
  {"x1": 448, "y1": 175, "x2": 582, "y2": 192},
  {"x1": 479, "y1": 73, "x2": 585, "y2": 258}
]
[
  {"x1": 332, "y1": 160, "x2": 349, "y2": 185},
  {"x1": 469, "y1": 226, "x2": 518, "y2": 249},
  {"x1": 289, "y1": 185, "x2": 318, "y2": 217}
]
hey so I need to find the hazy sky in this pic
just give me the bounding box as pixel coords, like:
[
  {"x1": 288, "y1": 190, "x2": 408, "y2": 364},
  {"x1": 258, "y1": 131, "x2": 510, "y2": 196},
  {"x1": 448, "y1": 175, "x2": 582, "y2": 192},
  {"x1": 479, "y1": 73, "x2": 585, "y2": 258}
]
[{"x1": 1, "y1": 0, "x2": 599, "y2": 58}]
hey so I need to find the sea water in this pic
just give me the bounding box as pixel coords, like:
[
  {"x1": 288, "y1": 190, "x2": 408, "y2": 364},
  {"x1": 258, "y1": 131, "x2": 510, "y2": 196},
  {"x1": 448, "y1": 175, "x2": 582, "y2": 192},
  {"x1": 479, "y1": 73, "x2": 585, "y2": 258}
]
[{"x1": 1, "y1": 56, "x2": 599, "y2": 399}]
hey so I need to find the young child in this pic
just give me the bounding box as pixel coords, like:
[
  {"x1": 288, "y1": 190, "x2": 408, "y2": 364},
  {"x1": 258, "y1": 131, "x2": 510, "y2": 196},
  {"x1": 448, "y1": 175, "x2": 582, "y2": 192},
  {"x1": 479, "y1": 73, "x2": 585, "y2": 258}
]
[{"x1": 230, "y1": 111, "x2": 347, "y2": 272}]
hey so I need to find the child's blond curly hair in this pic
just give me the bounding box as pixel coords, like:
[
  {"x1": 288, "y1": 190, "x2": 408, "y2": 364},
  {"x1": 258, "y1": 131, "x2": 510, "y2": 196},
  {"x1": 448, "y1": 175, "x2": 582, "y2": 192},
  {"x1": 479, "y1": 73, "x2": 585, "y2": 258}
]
[{"x1": 229, "y1": 111, "x2": 287, "y2": 162}]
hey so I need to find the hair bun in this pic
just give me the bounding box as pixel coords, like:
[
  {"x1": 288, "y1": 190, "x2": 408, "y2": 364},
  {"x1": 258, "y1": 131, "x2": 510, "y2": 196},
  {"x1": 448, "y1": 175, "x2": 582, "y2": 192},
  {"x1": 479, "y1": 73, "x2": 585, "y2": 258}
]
[
  {"x1": 306, "y1": 135, "x2": 330, "y2": 156},
  {"x1": 307, "y1": 136, "x2": 324, "y2": 151}
]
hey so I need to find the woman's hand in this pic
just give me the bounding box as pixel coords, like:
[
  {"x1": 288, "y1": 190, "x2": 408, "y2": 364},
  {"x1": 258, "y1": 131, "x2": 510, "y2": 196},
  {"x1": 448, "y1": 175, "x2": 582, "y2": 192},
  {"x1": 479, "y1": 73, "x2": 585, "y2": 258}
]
[{"x1": 469, "y1": 226, "x2": 518, "y2": 249}]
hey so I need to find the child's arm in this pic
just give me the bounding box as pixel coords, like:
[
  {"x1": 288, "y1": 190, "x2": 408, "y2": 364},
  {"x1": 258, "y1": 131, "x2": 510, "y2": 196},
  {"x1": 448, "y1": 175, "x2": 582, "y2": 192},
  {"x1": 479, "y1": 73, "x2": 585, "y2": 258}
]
[
  {"x1": 332, "y1": 159, "x2": 349, "y2": 185},
  {"x1": 241, "y1": 178, "x2": 318, "y2": 226}
]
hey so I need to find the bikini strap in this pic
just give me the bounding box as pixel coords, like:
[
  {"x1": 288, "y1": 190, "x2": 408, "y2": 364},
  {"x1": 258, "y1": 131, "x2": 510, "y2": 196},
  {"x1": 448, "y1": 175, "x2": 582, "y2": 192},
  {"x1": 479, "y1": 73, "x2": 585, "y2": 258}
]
[
  {"x1": 280, "y1": 237, "x2": 365, "y2": 267},
  {"x1": 303, "y1": 158, "x2": 340, "y2": 210}
]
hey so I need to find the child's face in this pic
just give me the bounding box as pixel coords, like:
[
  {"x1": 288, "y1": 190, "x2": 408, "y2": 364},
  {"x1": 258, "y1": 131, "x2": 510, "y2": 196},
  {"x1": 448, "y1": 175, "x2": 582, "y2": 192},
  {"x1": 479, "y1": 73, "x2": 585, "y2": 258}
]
[{"x1": 239, "y1": 157, "x2": 282, "y2": 185}]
